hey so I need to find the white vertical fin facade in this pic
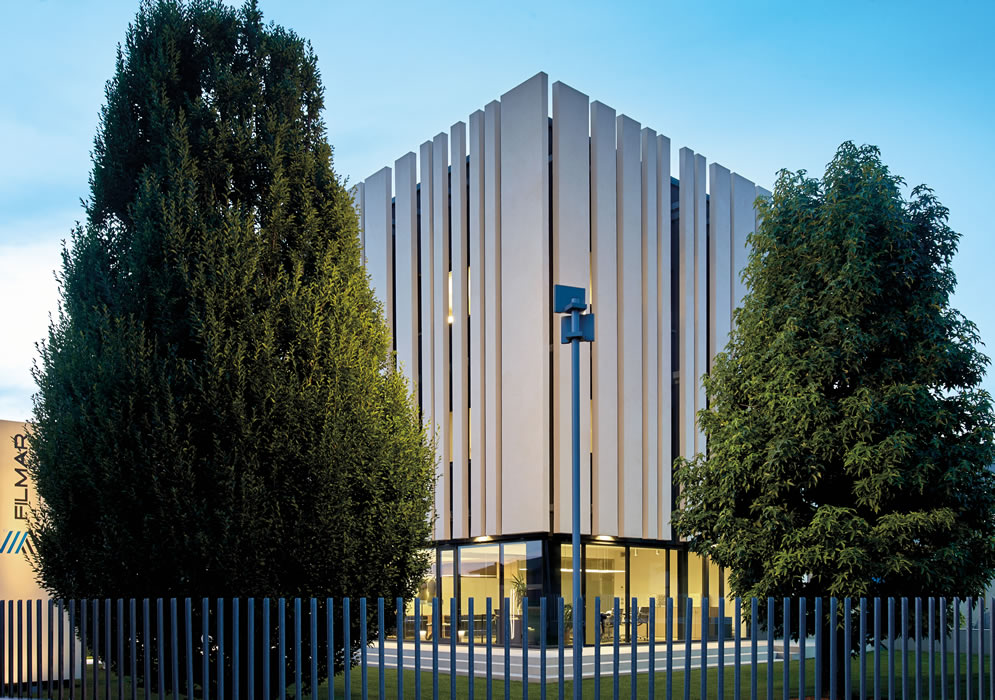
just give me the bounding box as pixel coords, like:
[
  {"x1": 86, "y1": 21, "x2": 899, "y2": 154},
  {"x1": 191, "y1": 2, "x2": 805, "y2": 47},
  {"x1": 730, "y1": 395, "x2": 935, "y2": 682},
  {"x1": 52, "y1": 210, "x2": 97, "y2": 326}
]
[
  {"x1": 418, "y1": 140, "x2": 438, "y2": 537},
  {"x1": 432, "y1": 133, "x2": 451, "y2": 540},
  {"x1": 394, "y1": 153, "x2": 418, "y2": 387},
  {"x1": 640, "y1": 127, "x2": 658, "y2": 540},
  {"x1": 731, "y1": 173, "x2": 757, "y2": 325},
  {"x1": 450, "y1": 122, "x2": 469, "y2": 540},
  {"x1": 678, "y1": 148, "x2": 696, "y2": 463},
  {"x1": 590, "y1": 101, "x2": 619, "y2": 537},
  {"x1": 693, "y1": 153, "x2": 708, "y2": 455},
  {"x1": 499, "y1": 72, "x2": 550, "y2": 535},
  {"x1": 616, "y1": 114, "x2": 642, "y2": 539},
  {"x1": 708, "y1": 163, "x2": 732, "y2": 364},
  {"x1": 483, "y1": 100, "x2": 502, "y2": 535},
  {"x1": 359, "y1": 74, "x2": 769, "y2": 545},
  {"x1": 657, "y1": 134, "x2": 672, "y2": 540},
  {"x1": 468, "y1": 109, "x2": 486, "y2": 538},
  {"x1": 552, "y1": 81, "x2": 592, "y2": 536},
  {"x1": 364, "y1": 167, "x2": 393, "y2": 340}
]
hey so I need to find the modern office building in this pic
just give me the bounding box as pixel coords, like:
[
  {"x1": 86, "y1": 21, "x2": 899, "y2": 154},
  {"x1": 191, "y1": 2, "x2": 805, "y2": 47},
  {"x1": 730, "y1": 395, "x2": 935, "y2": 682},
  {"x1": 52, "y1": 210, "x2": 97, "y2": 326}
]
[{"x1": 354, "y1": 72, "x2": 769, "y2": 644}]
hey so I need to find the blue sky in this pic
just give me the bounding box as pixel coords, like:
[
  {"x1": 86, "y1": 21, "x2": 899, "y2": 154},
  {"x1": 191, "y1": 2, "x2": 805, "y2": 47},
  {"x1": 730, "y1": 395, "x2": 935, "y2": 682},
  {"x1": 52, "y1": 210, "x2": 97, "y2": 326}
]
[{"x1": 0, "y1": 0, "x2": 992, "y2": 420}]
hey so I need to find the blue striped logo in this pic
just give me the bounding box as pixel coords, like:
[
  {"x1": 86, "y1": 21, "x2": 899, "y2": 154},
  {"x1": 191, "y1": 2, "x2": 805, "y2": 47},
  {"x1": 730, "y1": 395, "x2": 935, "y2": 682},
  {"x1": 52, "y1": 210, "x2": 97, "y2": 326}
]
[{"x1": 0, "y1": 531, "x2": 33, "y2": 556}]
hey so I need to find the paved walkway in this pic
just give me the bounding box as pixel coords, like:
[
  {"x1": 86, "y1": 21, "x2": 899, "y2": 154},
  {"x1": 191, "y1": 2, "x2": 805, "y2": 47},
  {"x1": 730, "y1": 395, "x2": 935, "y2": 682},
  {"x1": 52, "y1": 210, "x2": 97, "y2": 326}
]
[{"x1": 367, "y1": 640, "x2": 782, "y2": 681}]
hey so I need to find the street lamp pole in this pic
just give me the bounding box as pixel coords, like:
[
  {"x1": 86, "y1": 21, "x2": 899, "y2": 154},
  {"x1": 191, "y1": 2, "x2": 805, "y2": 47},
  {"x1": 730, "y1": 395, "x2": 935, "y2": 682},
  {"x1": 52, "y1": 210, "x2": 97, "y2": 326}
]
[{"x1": 553, "y1": 284, "x2": 594, "y2": 699}]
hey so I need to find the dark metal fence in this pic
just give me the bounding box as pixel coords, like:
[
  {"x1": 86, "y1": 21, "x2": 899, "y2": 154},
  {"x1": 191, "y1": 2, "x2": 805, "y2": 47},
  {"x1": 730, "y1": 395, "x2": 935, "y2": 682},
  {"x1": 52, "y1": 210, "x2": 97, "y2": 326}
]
[{"x1": 0, "y1": 596, "x2": 990, "y2": 699}]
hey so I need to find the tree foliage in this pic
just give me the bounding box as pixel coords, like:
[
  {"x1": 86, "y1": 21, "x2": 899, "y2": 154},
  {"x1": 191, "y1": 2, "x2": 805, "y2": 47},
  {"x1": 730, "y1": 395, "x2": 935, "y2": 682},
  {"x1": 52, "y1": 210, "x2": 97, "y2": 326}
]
[
  {"x1": 28, "y1": 0, "x2": 434, "y2": 690},
  {"x1": 673, "y1": 142, "x2": 995, "y2": 606}
]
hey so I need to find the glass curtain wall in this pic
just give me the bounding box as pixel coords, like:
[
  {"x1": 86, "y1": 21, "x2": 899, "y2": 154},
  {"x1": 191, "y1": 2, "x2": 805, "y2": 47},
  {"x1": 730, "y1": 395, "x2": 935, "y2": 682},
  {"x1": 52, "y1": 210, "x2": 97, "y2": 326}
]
[
  {"x1": 584, "y1": 544, "x2": 626, "y2": 644},
  {"x1": 503, "y1": 541, "x2": 543, "y2": 645},
  {"x1": 630, "y1": 547, "x2": 671, "y2": 641},
  {"x1": 458, "y1": 544, "x2": 500, "y2": 643}
]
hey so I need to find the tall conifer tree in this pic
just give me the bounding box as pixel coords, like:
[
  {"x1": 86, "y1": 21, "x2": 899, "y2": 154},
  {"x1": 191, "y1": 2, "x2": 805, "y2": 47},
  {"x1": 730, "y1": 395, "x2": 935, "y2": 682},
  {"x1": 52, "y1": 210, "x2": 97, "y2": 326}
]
[
  {"x1": 673, "y1": 142, "x2": 995, "y2": 683},
  {"x1": 28, "y1": 0, "x2": 434, "y2": 690}
]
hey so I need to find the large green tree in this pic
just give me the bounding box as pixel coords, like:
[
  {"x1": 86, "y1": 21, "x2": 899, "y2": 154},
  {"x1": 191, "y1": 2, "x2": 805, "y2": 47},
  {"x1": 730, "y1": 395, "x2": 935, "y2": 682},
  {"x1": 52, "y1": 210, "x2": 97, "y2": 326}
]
[
  {"x1": 673, "y1": 142, "x2": 995, "y2": 658},
  {"x1": 28, "y1": 0, "x2": 434, "y2": 692}
]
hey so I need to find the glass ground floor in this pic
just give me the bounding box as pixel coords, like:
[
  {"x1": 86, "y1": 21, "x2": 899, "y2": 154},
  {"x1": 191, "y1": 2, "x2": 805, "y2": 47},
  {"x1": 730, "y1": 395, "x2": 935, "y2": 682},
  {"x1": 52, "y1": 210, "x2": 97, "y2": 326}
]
[{"x1": 403, "y1": 534, "x2": 739, "y2": 646}]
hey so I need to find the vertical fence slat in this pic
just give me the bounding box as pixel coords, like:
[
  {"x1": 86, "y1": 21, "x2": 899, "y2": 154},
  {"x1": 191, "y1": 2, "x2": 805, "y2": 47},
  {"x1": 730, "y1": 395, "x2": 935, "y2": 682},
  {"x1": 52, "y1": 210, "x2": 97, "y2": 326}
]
[
  {"x1": 538, "y1": 597, "x2": 544, "y2": 700},
  {"x1": 26, "y1": 598, "x2": 32, "y2": 700},
  {"x1": 988, "y1": 597, "x2": 993, "y2": 700},
  {"x1": 279, "y1": 598, "x2": 286, "y2": 700},
  {"x1": 263, "y1": 599, "x2": 272, "y2": 700},
  {"x1": 14, "y1": 600, "x2": 20, "y2": 700},
  {"x1": 734, "y1": 597, "x2": 741, "y2": 700},
  {"x1": 504, "y1": 597, "x2": 511, "y2": 700},
  {"x1": 782, "y1": 598, "x2": 790, "y2": 700},
  {"x1": 631, "y1": 596, "x2": 638, "y2": 700},
  {"x1": 718, "y1": 597, "x2": 726, "y2": 700},
  {"x1": 815, "y1": 597, "x2": 823, "y2": 700},
  {"x1": 450, "y1": 597, "x2": 457, "y2": 700},
  {"x1": 79, "y1": 600, "x2": 85, "y2": 700},
  {"x1": 92, "y1": 599, "x2": 97, "y2": 700},
  {"x1": 830, "y1": 597, "x2": 838, "y2": 700},
  {"x1": 957, "y1": 597, "x2": 965, "y2": 700},
  {"x1": 142, "y1": 599, "x2": 150, "y2": 700},
  {"x1": 310, "y1": 598, "x2": 317, "y2": 700},
  {"x1": 396, "y1": 597, "x2": 404, "y2": 700},
  {"x1": 667, "y1": 597, "x2": 674, "y2": 700},
  {"x1": 414, "y1": 597, "x2": 420, "y2": 700},
  {"x1": 751, "y1": 597, "x2": 758, "y2": 700},
  {"x1": 977, "y1": 598, "x2": 983, "y2": 700},
  {"x1": 812, "y1": 596, "x2": 824, "y2": 698},
  {"x1": 219, "y1": 599, "x2": 226, "y2": 700},
  {"x1": 377, "y1": 598, "x2": 384, "y2": 700},
  {"x1": 184, "y1": 599, "x2": 193, "y2": 700},
  {"x1": 249, "y1": 599, "x2": 256, "y2": 700},
  {"x1": 702, "y1": 597, "x2": 709, "y2": 700},
  {"x1": 49, "y1": 600, "x2": 55, "y2": 700},
  {"x1": 916, "y1": 598, "x2": 923, "y2": 700},
  {"x1": 930, "y1": 598, "x2": 937, "y2": 700},
  {"x1": 860, "y1": 598, "x2": 868, "y2": 700},
  {"x1": 799, "y1": 597, "x2": 806, "y2": 700},
  {"x1": 170, "y1": 598, "x2": 179, "y2": 700},
  {"x1": 60, "y1": 599, "x2": 67, "y2": 700},
  {"x1": 341, "y1": 598, "x2": 349, "y2": 700},
  {"x1": 557, "y1": 597, "x2": 564, "y2": 700},
  {"x1": 326, "y1": 599, "x2": 333, "y2": 700},
  {"x1": 469, "y1": 597, "x2": 476, "y2": 700},
  {"x1": 201, "y1": 598, "x2": 209, "y2": 700},
  {"x1": 104, "y1": 599, "x2": 110, "y2": 700},
  {"x1": 616, "y1": 597, "x2": 622, "y2": 700},
  {"x1": 37, "y1": 600, "x2": 43, "y2": 700},
  {"x1": 234, "y1": 598, "x2": 241, "y2": 700},
  {"x1": 845, "y1": 598, "x2": 853, "y2": 700},
  {"x1": 888, "y1": 597, "x2": 895, "y2": 698},
  {"x1": 593, "y1": 597, "x2": 600, "y2": 700},
  {"x1": 486, "y1": 597, "x2": 492, "y2": 700},
  {"x1": 522, "y1": 597, "x2": 529, "y2": 700},
  {"x1": 298, "y1": 598, "x2": 305, "y2": 700},
  {"x1": 685, "y1": 598, "x2": 692, "y2": 700},
  {"x1": 649, "y1": 598, "x2": 656, "y2": 700},
  {"x1": 942, "y1": 598, "x2": 948, "y2": 700},
  {"x1": 70, "y1": 601, "x2": 77, "y2": 700},
  {"x1": 156, "y1": 599, "x2": 164, "y2": 700},
  {"x1": 902, "y1": 597, "x2": 909, "y2": 700},
  {"x1": 432, "y1": 597, "x2": 439, "y2": 700},
  {"x1": 115, "y1": 599, "x2": 123, "y2": 700},
  {"x1": 766, "y1": 598, "x2": 774, "y2": 700}
]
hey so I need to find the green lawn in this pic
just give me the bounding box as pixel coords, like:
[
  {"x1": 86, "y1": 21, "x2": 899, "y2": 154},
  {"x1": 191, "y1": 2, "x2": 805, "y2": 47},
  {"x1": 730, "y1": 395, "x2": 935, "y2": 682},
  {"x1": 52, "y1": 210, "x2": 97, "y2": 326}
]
[{"x1": 38, "y1": 652, "x2": 993, "y2": 699}]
